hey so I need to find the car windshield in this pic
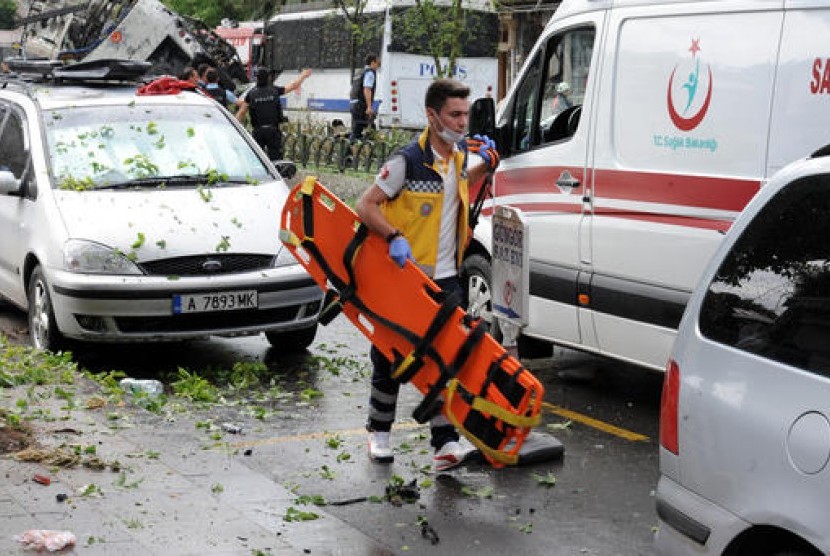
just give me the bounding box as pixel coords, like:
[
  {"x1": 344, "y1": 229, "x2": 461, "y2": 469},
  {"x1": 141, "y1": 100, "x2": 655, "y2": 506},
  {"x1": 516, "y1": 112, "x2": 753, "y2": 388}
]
[{"x1": 44, "y1": 103, "x2": 270, "y2": 190}]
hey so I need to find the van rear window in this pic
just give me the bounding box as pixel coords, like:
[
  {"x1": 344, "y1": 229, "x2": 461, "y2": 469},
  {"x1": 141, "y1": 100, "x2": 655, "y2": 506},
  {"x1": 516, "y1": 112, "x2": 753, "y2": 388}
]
[{"x1": 699, "y1": 175, "x2": 830, "y2": 375}]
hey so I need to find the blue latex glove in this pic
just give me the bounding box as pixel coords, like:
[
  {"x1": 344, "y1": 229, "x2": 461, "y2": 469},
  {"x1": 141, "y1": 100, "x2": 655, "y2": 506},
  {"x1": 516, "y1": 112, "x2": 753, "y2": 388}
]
[
  {"x1": 466, "y1": 134, "x2": 500, "y2": 171},
  {"x1": 389, "y1": 236, "x2": 412, "y2": 268}
]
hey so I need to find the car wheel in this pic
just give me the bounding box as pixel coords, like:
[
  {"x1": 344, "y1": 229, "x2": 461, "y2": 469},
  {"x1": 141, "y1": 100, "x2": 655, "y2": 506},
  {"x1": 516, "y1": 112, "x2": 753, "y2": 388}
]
[
  {"x1": 460, "y1": 254, "x2": 501, "y2": 340},
  {"x1": 27, "y1": 266, "x2": 66, "y2": 352},
  {"x1": 265, "y1": 324, "x2": 318, "y2": 352}
]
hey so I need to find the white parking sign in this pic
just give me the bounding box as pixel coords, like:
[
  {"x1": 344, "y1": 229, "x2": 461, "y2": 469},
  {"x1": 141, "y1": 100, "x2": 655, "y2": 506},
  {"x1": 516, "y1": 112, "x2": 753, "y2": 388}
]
[{"x1": 492, "y1": 205, "x2": 529, "y2": 329}]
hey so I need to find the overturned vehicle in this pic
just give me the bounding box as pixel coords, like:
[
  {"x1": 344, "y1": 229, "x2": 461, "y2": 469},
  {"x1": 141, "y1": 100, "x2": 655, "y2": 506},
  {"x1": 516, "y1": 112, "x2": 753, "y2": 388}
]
[{"x1": 16, "y1": 0, "x2": 246, "y2": 83}]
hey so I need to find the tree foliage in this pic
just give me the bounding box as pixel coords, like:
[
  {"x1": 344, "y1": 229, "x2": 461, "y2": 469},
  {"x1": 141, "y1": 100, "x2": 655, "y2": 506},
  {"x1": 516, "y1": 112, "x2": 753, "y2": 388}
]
[
  {"x1": 0, "y1": 0, "x2": 16, "y2": 30},
  {"x1": 397, "y1": 0, "x2": 481, "y2": 78},
  {"x1": 332, "y1": 0, "x2": 495, "y2": 81},
  {"x1": 162, "y1": 0, "x2": 282, "y2": 28},
  {"x1": 332, "y1": 0, "x2": 376, "y2": 80}
]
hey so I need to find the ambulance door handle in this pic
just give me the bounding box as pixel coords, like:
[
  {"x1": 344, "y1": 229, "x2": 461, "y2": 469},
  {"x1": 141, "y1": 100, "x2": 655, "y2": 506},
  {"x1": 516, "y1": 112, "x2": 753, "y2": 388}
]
[{"x1": 556, "y1": 170, "x2": 580, "y2": 194}]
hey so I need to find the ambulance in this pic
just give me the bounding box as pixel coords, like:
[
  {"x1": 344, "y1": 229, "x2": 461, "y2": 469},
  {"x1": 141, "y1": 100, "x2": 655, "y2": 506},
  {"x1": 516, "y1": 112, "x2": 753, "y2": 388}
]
[{"x1": 466, "y1": 0, "x2": 830, "y2": 372}]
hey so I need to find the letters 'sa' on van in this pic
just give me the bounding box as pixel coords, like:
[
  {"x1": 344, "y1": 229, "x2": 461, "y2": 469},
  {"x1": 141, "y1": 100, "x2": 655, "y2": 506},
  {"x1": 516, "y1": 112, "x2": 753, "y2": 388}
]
[{"x1": 467, "y1": 0, "x2": 830, "y2": 371}]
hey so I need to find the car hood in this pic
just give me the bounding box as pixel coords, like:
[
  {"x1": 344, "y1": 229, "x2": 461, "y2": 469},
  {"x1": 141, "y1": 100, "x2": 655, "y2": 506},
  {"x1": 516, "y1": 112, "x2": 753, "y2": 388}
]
[{"x1": 53, "y1": 182, "x2": 289, "y2": 260}]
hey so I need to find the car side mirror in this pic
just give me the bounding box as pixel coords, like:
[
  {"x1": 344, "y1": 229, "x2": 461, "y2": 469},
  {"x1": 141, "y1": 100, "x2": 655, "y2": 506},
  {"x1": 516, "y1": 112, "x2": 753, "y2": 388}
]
[
  {"x1": 273, "y1": 160, "x2": 297, "y2": 180},
  {"x1": 0, "y1": 170, "x2": 21, "y2": 195},
  {"x1": 469, "y1": 97, "x2": 496, "y2": 139}
]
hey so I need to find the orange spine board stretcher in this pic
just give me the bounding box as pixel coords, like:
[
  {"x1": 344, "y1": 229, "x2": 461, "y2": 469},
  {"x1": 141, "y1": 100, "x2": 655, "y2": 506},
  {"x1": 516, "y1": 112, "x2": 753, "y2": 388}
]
[{"x1": 280, "y1": 177, "x2": 544, "y2": 467}]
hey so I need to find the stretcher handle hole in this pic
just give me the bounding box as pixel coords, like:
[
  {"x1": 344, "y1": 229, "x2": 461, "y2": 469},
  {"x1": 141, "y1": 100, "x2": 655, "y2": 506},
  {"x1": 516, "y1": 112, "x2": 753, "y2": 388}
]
[
  {"x1": 318, "y1": 193, "x2": 337, "y2": 213},
  {"x1": 357, "y1": 313, "x2": 375, "y2": 336}
]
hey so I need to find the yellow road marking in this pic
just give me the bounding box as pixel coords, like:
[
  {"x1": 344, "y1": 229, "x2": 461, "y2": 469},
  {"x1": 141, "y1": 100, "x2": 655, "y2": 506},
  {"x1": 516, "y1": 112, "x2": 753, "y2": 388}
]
[
  {"x1": 229, "y1": 421, "x2": 426, "y2": 449},
  {"x1": 543, "y1": 402, "x2": 649, "y2": 442},
  {"x1": 230, "y1": 402, "x2": 648, "y2": 449}
]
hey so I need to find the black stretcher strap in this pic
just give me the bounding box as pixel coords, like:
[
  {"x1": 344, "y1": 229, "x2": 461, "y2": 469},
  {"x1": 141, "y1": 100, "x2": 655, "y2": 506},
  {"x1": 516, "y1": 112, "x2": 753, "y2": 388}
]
[
  {"x1": 412, "y1": 320, "x2": 488, "y2": 423},
  {"x1": 338, "y1": 223, "x2": 369, "y2": 305},
  {"x1": 392, "y1": 291, "x2": 462, "y2": 383},
  {"x1": 463, "y1": 408, "x2": 506, "y2": 450},
  {"x1": 296, "y1": 186, "x2": 453, "y2": 385},
  {"x1": 302, "y1": 190, "x2": 317, "y2": 242},
  {"x1": 477, "y1": 353, "x2": 527, "y2": 409},
  {"x1": 451, "y1": 379, "x2": 510, "y2": 449}
]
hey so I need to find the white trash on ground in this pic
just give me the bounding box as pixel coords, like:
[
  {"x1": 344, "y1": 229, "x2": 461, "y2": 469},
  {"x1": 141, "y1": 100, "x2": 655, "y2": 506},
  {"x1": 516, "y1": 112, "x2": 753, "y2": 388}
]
[{"x1": 14, "y1": 529, "x2": 76, "y2": 551}]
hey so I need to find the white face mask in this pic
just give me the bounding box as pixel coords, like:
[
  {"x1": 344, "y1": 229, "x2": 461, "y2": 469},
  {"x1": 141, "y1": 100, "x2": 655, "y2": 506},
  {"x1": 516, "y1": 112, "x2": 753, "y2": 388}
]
[
  {"x1": 430, "y1": 109, "x2": 465, "y2": 144},
  {"x1": 437, "y1": 127, "x2": 465, "y2": 145}
]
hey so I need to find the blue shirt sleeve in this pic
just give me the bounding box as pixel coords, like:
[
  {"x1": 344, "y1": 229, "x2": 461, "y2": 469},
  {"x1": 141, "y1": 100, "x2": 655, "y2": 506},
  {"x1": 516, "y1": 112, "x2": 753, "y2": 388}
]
[{"x1": 363, "y1": 70, "x2": 376, "y2": 89}]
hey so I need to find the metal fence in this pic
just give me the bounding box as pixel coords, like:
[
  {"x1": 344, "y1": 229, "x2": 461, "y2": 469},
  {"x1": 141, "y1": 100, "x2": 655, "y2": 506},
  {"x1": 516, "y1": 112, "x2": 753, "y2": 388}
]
[{"x1": 281, "y1": 124, "x2": 414, "y2": 175}]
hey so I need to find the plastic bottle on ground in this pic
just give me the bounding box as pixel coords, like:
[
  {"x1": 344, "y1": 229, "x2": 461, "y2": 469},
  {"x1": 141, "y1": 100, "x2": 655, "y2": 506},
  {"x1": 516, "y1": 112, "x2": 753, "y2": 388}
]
[{"x1": 119, "y1": 378, "x2": 164, "y2": 396}]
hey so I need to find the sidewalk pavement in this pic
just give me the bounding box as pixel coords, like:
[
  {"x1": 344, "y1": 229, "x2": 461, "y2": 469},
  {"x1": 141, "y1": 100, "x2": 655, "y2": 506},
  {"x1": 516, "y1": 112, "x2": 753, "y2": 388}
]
[{"x1": 0, "y1": 376, "x2": 392, "y2": 556}]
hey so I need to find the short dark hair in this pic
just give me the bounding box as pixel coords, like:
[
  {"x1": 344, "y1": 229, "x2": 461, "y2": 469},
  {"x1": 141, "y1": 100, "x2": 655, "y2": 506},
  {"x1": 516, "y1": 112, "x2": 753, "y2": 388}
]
[
  {"x1": 179, "y1": 66, "x2": 197, "y2": 81},
  {"x1": 205, "y1": 67, "x2": 220, "y2": 84},
  {"x1": 197, "y1": 63, "x2": 211, "y2": 77},
  {"x1": 365, "y1": 54, "x2": 378, "y2": 66},
  {"x1": 425, "y1": 78, "x2": 470, "y2": 112},
  {"x1": 256, "y1": 67, "x2": 272, "y2": 87}
]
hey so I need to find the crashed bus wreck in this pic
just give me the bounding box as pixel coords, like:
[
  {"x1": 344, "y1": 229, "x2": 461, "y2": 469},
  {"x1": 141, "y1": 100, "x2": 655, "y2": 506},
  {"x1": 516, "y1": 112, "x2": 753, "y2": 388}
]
[{"x1": 16, "y1": 0, "x2": 246, "y2": 82}]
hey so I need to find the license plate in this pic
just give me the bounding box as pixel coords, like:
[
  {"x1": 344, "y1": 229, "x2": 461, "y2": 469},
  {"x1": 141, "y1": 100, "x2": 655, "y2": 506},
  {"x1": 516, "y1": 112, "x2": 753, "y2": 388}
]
[{"x1": 173, "y1": 290, "x2": 258, "y2": 314}]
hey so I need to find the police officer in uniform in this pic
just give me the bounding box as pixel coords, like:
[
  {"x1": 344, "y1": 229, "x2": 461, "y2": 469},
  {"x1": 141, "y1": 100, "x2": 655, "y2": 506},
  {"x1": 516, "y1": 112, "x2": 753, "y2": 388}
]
[
  {"x1": 349, "y1": 54, "x2": 380, "y2": 140},
  {"x1": 203, "y1": 67, "x2": 240, "y2": 109},
  {"x1": 236, "y1": 67, "x2": 311, "y2": 160}
]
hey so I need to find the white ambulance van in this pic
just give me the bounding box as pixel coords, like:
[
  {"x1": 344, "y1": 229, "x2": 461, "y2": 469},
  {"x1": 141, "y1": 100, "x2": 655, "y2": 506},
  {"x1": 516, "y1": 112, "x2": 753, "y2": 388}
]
[{"x1": 466, "y1": 0, "x2": 830, "y2": 372}]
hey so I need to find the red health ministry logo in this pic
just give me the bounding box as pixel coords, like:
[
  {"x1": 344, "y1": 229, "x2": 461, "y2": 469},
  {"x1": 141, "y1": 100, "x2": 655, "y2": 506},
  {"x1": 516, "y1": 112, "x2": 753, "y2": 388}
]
[{"x1": 667, "y1": 38, "x2": 713, "y2": 132}]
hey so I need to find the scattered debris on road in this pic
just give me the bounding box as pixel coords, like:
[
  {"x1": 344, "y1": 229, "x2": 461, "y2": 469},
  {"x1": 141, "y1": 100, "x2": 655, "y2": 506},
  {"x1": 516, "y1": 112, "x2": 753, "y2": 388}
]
[{"x1": 13, "y1": 529, "x2": 76, "y2": 552}]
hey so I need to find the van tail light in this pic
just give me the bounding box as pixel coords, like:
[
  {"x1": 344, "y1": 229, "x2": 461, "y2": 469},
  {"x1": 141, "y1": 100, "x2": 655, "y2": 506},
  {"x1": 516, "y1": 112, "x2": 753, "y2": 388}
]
[{"x1": 660, "y1": 359, "x2": 680, "y2": 455}]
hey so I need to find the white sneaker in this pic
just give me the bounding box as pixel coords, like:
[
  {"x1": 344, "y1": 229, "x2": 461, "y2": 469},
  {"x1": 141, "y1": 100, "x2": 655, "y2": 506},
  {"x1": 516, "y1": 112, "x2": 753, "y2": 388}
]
[
  {"x1": 434, "y1": 437, "x2": 477, "y2": 472},
  {"x1": 367, "y1": 431, "x2": 394, "y2": 463}
]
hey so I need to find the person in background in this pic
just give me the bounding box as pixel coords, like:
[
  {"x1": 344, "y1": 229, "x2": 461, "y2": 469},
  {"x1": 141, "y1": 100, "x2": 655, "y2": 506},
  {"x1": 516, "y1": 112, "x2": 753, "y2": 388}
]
[
  {"x1": 179, "y1": 66, "x2": 200, "y2": 88},
  {"x1": 197, "y1": 63, "x2": 211, "y2": 88},
  {"x1": 552, "y1": 81, "x2": 572, "y2": 114},
  {"x1": 236, "y1": 67, "x2": 311, "y2": 160},
  {"x1": 203, "y1": 67, "x2": 240, "y2": 109},
  {"x1": 349, "y1": 54, "x2": 380, "y2": 140},
  {"x1": 354, "y1": 78, "x2": 500, "y2": 471}
]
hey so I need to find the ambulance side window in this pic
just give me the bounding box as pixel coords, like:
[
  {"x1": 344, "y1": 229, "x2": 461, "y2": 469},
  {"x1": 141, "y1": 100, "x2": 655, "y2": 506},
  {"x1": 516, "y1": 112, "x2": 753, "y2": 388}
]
[
  {"x1": 539, "y1": 28, "x2": 594, "y2": 144},
  {"x1": 506, "y1": 26, "x2": 594, "y2": 154},
  {"x1": 508, "y1": 54, "x2": 544, "y2": 154}
]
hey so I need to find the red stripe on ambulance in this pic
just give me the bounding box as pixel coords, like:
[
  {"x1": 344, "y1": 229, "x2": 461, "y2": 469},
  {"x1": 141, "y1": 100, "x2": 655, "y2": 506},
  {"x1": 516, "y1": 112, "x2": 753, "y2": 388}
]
[{"x1": 496, "y1": 167, "x2": 760, "y2": 212}]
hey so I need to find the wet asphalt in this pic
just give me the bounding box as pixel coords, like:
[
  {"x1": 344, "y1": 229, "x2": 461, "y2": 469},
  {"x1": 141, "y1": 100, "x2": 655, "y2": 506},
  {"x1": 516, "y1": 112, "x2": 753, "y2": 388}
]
[{"x1": 0, "y1": 302, "x2": 662, "y2": 555}]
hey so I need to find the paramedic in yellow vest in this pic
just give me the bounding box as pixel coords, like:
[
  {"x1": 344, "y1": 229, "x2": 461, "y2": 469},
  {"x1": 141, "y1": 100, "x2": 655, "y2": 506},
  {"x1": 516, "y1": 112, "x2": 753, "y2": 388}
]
[{"x1": 355, "y1": 78, "x2": 499, "y2": 471}]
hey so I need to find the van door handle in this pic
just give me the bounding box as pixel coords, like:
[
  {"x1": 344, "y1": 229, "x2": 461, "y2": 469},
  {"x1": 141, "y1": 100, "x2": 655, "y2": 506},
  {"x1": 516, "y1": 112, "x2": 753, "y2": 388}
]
[{"x1": 556, "y1": 170, "x2": 580, "y2": 193}]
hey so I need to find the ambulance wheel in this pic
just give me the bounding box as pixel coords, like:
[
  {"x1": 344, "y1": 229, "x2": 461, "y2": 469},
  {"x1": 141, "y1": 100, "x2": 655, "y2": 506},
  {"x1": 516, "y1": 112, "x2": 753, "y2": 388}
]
[
  {"x1": 460, "y1": 254, "x2": 501, "y2": 340},
  {"x1": 265, "y1": 324, "x2": 317, "y2": 352}
]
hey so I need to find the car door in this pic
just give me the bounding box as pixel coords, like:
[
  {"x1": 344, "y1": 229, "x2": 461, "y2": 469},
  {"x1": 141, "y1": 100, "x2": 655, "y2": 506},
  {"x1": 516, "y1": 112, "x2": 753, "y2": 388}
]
[
  {"x1": 492, "y1": 16, "x2": 602, "y2": 349},
  {"x1": 587, "y1": 6, "x2": 782, "y2": 370},
  {"x1": 0, "y1": 100, "x2": 35, "y2": 306}
]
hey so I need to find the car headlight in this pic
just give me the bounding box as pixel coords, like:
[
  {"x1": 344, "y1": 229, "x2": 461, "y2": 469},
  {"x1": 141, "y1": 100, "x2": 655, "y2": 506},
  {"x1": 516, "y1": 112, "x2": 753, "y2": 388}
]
[
  {"x1": 64, "y1": 239, "x2": 143, "y2": 275},
  {"x1": 273, "y1": 245, "x2": 299, "y2": 268}
]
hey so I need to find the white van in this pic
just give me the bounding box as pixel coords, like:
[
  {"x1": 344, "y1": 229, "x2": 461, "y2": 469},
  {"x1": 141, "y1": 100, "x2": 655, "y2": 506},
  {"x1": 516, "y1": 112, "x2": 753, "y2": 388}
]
[
  {"x1": 466, "y1": 0, "x2": 830, "y2": 371},
  {"x1": 655, "y1": 150, "x2": 830, "y2": 556}
]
